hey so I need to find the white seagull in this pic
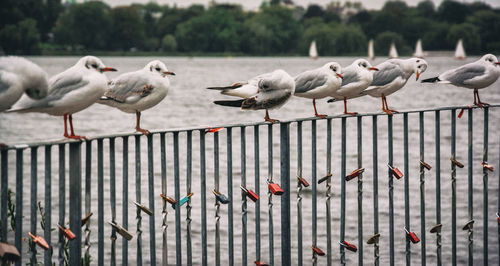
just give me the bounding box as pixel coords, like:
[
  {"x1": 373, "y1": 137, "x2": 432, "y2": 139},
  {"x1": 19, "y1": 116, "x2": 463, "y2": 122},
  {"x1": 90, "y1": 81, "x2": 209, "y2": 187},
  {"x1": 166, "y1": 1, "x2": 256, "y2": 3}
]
[
  {"x1": 294, "y1": 62, "x2": 343, "y2": 118},
  {"x1": 207, "y1": 69, "x2": 295, "y2": 122},
  {"x1": 328, "y1": 59, "x2": 378, "y2": 115},
  {"x1": 8, "y1": 56, "x2": 116, "y2": 139},
  {"x1": 99, "y1": 60, "x2": 175, "y2": 134},
  {"x1": 422, "y1": 54, "x2": 500, "y2": 107},
  {"x1": 0, "y1": 56, "x2": 49, "y2": 112}
]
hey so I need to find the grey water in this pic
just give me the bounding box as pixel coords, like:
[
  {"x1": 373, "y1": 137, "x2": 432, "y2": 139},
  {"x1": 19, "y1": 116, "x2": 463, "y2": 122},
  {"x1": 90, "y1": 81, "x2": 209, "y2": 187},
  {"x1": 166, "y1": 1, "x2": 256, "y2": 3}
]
[{"x1": 1, "y1": 56, "x2": 499, "y2": 265}]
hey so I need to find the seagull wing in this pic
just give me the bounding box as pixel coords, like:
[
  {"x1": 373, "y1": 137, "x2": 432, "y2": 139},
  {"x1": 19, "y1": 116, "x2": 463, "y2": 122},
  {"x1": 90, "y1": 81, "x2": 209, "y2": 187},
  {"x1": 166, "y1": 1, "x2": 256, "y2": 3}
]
[
  {"x1": 370, "y1": 62, "x2": 403, "y2": 87},
  {"x1": 103, "y1": 73, "x2": 151, "y2": 104},
  {"x1": 440, "y1": 64, "x2": 486, "y2": 86},
  {"x1": 294, "y1": 71, "x2": 327, "y2": 94}
]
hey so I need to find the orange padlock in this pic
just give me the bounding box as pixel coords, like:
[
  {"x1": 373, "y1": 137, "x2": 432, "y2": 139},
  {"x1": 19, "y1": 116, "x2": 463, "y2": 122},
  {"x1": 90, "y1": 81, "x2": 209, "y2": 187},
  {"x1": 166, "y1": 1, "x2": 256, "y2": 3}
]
[
  {"x1": 482, "y1": 162, "x2": 494, "y2": 172},
  {"x1": 450, "y1": 157, "x2": 464, "y2": 168},
  {"x1": 339, "y1": 240, "x2": 357, "y2": 252},
  {"x1": 420, "y1": 160, "x2": 432, "y2": 170},
  {"x1": 28, "y1": 232, "x2": 49, "y2": 250},
  {"x1": 345, "y1": 168, "x2": 364, "y2": 181},
  {"x1": 404, "y1": 228, "x2": 420, "y2": 244},
  {"x1": 254, "y1": 261, "x2": 270, "y2": 266},
  {"x1": 240, "y1": 186, "x2": 259, "y2": 202},
  {"x1": 81, "y1": 212, "x2": 93, "y2": 226},
  {"x1": 388, "y1": 164, "x2": 403, "y2": 179},
  {"x1": 267, "y1": 181, "x2": 284, "y2": 195},
  {"x1": 311, "y1": 245, "x2": 325, "y2": 256},
  {"x1": 58, "y1": 224, "x2": 76, "y2": 241},
  {"x1": 297, "y1": 176, "x2": 310, "y2": 187},
  {"x1": 160, "y1": 193, "x2": 176, "y2": 205}
]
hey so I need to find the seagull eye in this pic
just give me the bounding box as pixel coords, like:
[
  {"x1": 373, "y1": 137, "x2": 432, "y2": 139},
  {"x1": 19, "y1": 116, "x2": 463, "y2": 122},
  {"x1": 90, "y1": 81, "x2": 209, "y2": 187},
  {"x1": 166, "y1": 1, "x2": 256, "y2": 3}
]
[
  {"x1": 92, "y1": 64, "x2": 98, "y2": 68},
  {"x1": 416, "y1": 60, "x2": 420, "y2": 63},
  {"x1": 155, "y1": 67, "x2": 161, "y2": 71}
]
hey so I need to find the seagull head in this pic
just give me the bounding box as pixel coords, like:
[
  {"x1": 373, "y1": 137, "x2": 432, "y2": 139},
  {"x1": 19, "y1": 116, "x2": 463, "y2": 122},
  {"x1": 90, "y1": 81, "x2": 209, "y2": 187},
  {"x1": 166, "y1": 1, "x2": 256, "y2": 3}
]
[
  {"x1": 13, "y1": 57, "x2": 49, "y2": 100},
  {"x1": 78, "y1": 56, "x2": 117, "y2": 73},
  {"x1": 481, "y1": 54, "x2": 500, "y2": 66},
  {"x1": 408, "y1": 58, "x2": 428, "y2": 81},
  {"x1": 354, "y1": 59, "x2": 378, "y2": 72},
  {"x1": 325, "y1": 62, "x2": 343, "y2": 79},
  {"x1": 258, "y1": 69, "x2": 294, "y2": 92},
  {"x1": 145, "y1": 60, "x2": 175, "y2": 77}
]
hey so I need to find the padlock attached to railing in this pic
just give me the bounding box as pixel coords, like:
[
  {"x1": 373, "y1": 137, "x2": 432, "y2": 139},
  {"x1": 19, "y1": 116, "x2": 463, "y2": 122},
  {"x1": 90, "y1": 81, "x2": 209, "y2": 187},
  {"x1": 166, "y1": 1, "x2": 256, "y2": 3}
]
[
  {"x1": 450, "y1": 157, "x2": 464, "y2": 168},
  {"x1": 58, "y1": 224, "x2": 76, "y2": 241},
  {"x1": 297, "y1": 176, "x2": 310, "y2": 187},
  {"x1": 267, "y1": 180, "x2": 284, "y2": 195},
  {"x1": 0, "y1": 242, "x2": 20, "y2": 262},
  {"x1": 240, "y1": 186, "x2": 259, "y2": 202},
  {"x1": 482, "y1": 162, "x2": 494, "y2": 172},
  {"x1": 171, "y1": 193, "x2": 194, "y2": 209},
  {"x1": 430, "y1": 223, "x2": 442, "y2": 234},
  {"x1": 28, "y1": 232, "x2": 49, "y2": 250},
  {"x1": 213, "y1": 190, "x2": 230, "y2": 204},
  {"x1": 420, "y1": 160, "x2": 432, "y2": 171},
  {"x1": 366, "y1": 233, "x2": 380, "y2": 245},
  {"x1": 311, "y1": 245, "x2": 325, "y2": 256},
  {"x1": 160, "y1": 193, "x2": 176, "y2": 206},
  {"x1": 133, "y1": 201, "x2": 153, "y2": 216},
  {"x1": 497, "y1": 213, "x2": 500, "y2": 225},
  {"x1": 404, "y1": 228, "x2": 420, "y2": 244},
  {"x1": 339, "y1": 240, "x2": 357, "y2": 252},
  {"x1": 462, "y1": 220, "x2": 474, "y2": 231},
  {"x1": 81, "y1": 212, "x2": 93, "y2": 226},
  {"x1": 387, "y1": 164, "x2": 403, "y2": 179},
  {"x1": 108, "y1": 221, "x2": 133, "y2": 241},
  {"x1": 345, "y1": 168, "x2": 364, "y2": 181},
  {"x1": 318, "y1": 173, "x2": 332, "y2": 184},
  {"x1": 254, "y1": 261, "x2": 270, "y2": 266}
]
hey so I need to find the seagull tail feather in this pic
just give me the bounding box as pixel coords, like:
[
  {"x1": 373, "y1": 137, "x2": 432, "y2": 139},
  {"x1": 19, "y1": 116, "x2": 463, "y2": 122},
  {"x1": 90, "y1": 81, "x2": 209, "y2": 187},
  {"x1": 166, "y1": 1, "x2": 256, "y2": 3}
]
[
  {"x1": 421, "y1": 77, "x2": 440, "y2": 83},
  {"x1": 213, "y1": 99, "x2": 244, "y2": 107},
  {"x1": 327, "y1": 98, "x2": 338, "y2": 103}
]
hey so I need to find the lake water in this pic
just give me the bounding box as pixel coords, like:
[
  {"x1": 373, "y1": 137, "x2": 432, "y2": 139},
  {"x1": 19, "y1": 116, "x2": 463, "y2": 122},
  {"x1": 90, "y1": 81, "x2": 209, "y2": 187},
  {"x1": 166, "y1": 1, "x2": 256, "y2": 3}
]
[{"x1": 1, "y1": 56, "x2": 499, "y2": 265}]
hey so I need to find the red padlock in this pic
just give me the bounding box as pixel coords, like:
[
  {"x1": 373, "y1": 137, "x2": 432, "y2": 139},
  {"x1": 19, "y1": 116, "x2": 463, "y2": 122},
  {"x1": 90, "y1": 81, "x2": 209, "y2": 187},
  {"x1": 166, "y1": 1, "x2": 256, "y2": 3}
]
[
  {"x1": 297, "y1": 176, "x2": 310, "y2": 187},
  {"x1": 420, "y1": 160, "x2": 432, "y2": 170},
  {"x1": 497, "y1": 213, "x2": 500, "y2": 225},
  {"x1": 28, "y1": 232, "x2": 49, "y2": 250},
  {"x1": 345, "y1": 168, "x2": 364, "y2": 181},
  {"x1": 254, "y1": 261, "x2": 270, "y2": 266},
  {"x1": 268, "y1": 181, "x2": 284, "y2": 195},
  {"x1": 58, "y1": 224, "x2": 76, "y2": 241},
  {"x1": 311, "y1": 245, "x2": 325, "y2": 256},
  {"x1": 388, "y1": 164, "x2": 403, "y2": 179},
  {"x1": 404, "y1": 228, "x2": 420, "y2": 244},
  {"x1": 160, "y1": 193, "x2": 176, "y2": 205},
  {"x1": 482, "y1": 162, "x2": 494, "y2": 172},
  {"x1": 240, "y1": 186, "x2": 259, "y2": 202},
  {"x1": 339, "y1": 241, "x2": 357, "y2": 252},
  {"x1": 450, "y1": 157, "x2": 464, "y2": 168}
]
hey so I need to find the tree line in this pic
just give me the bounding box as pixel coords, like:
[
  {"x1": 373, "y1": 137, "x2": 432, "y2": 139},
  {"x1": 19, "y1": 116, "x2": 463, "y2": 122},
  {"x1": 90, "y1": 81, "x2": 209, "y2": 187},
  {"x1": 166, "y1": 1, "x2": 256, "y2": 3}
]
[{"x1": 0, "y1": 0, "x2": 499, "y2": 55}]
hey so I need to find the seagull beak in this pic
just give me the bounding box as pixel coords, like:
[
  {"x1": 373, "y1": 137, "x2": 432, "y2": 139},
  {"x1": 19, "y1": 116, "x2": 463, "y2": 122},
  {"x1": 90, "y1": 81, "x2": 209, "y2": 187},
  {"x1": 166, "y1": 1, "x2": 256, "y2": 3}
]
[
  {"x1": 495, "y1": 62, "x2": 500, "y2": 65},
  {"x1": 369, "y1": 67, "x2": 379, "y2": 71},
  {"x1": 337, "y1": 73, "x2": 343, "y2": 78},
  {"x1": 163, "y1": 71, "x2": 176, "y2": 76},
  {"x1": 100, "y1": 67, "x2": 117, "y2": 72},
  {"x1": 416, "y1": 71, "x2": 420, "y2": 81}
]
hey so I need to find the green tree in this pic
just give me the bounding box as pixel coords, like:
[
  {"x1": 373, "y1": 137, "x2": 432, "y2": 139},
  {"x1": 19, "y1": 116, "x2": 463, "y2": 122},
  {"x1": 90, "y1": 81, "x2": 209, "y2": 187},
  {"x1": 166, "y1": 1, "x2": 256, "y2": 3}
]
[
  {"x1": 437, "y1": 0, "x2": 468, "y2": 23},
  {"x1": 416, "y1": 0, "x2": 435, "y2": 18},
  {"x1": 161, "y1": 34, "x2": 177, "y2": 52},
  {"x1": 301, "y1": 22, "x2": 338, "y2": 55},
  {"x1": 0, "y1": 19, "x2": 41, "y2": 54},
  {"x1": 447, "y1": 23, "x2": 481, "y2": 54},
  {"x1": 110, "y1": 6, "x2": 146, "y2": 50},
  {"x1": 421, "y1": 22, "x2": 451, "y2": 50},
  {"x1": 467, "y1": 10, "x2": 500, "y2": 52},
  {"x1": 374, "y1": 31, "x2": 411, "y2": 55}
]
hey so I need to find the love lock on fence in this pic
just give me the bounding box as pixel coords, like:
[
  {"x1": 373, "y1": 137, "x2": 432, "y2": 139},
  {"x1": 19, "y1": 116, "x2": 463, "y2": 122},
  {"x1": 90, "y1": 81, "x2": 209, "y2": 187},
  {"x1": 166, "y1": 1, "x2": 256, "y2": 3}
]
[
  {"x1": 28, "y1": 232, "x2": 49, "y2": 250},
  {"x1": 311, "y1": 245, "x2": 325, "y2": 256},
  {"x1": 58, "y1": 224, "x2": 76, "y2": 241},
  {"x1": 297, "y1": 176, "x2": 310, "y2": 187},
  {"x1": 367, "y1": 233, "x2": 380, "y2": 245},
  {"x1": 482, "y1": 161, "x2": 494, "y2": 172},
  {"x1": 430, "y1": 223, "x2": 442, "y2": 234},
  {"x1": 339, "y1": 240, "x2": 358, "y2": 252},
  {"x1": 160, "y1": 193, "x2": 176, "y2": 205},
  {"x1": 318, "y1": 173, "x2": 332, "y2": 184},
  {"x1": 387, "y1": 164, "x2": 403, "y2": 179},
  {"x1": 133, "y1": 201, "x2": 153, "y2": 216},
  {"x1": 212, "y1": 190, "x2": 230, "y2": 204},
  {"x1": 240, "y1": 186, "x2": 259, "y2": 202},
  {"x1": 345, "y1": 168, "x2": 364, "y2": 182},
  {"x1": 462, "y1": 220, "x2": 474, "y2": 231},
  {"x1": 420, "y1": 160, "x2": 432, "y2": 171},
  {"x1": 450, "y1": 157, "x2": 464, "y2": 168},
  {"x1": 267, "y1": 180, "x2": 284, "y2": 195},
  {"x1": 254, "y1": 261, "x2": 270, "y2": 266},
  {"x1": 108, "y1": 221, "x2": 133, "y2": 241},
  {"x1": 81, "y1": 212, "x2": 93, "y2": 227},
  {"x1": 404, "y1": 228, "x2": 420, "y2": 244}
]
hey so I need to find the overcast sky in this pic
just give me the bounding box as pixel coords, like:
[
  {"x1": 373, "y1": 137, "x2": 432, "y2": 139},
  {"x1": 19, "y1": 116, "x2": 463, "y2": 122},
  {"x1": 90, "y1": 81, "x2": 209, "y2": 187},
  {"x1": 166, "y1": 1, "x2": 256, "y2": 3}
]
[{"x1": 99, "y1": 0, "x2": 500, "y2": 10}]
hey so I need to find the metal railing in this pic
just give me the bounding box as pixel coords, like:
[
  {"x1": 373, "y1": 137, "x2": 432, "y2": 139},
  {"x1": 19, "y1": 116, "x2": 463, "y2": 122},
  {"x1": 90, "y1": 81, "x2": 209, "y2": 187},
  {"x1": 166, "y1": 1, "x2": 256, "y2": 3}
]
[{"x1": 0, "y1": 104, "x2": 499, "y2": 265}]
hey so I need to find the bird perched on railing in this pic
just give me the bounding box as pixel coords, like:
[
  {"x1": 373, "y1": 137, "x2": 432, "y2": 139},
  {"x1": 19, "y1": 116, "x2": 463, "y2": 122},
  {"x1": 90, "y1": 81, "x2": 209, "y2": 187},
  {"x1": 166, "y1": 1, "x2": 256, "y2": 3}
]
[
  {"x1": 98, "y1": 60, "x2": 175, "y2": 135},
  {"x1": 327, "y1": 59, "x2": 378, "y2": 115},
  {"x1": 207, "y1": 69, "x2": 295, "y2": 123},
  {"x1": 0, "y1": 56, "x2": 49, "y2": 112},
  {"x1": 7, "y1": 56, "x2": 116, "y2": 139},
  {"x1": 293, "y1": 62, "x2": 343, "y2": 118},
  {"x1": 421, "y1": 54, "x2": 500, "y2": 107}
]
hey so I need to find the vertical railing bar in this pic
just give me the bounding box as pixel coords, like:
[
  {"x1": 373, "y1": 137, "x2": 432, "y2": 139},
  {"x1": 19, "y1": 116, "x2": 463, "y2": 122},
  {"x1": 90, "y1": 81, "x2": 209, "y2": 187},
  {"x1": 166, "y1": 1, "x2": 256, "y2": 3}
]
[
  {"x1": 68, "y1": 142, "x2": 82, "y2": 266},
  {"x1": 199, "y1": 130, "x2": 207, "y2": 266},
  {"x1": 15, "y1": 149, "x2": 23, "y2": 266},
  {"x1": 122, "y1": 136, "x2": 129, "y2": 266},
  {"x1": 340, "y1": 117, "x2": 346, "y2": 266},
  {"x1": 160, "y1": 133, "x2": 168, "y2": 266},
  {"x1": 388, "y1": 115, "x2": 395, "y2": 266},
  {"x1": 240, "y1": 126, "x2": 247, "y2": 266},
  {"x1": 186, "y1": 131, "x2": 193, "y2": 266},
  {"x1": 450, "y1": 110, "x2": 457, "y2": 266},
  {"x1": 296, "y1": 121, "x2": 303, "y2": 266},
  {"x1": 482, "y1": 107, "x2": 488, "y2": 264},
  {"x1": 419, "y1": 112, "x2": 426, "y2": 266},
  {"x1": 147, "y1": 134, "x2": 156, "y2": 266},
  {"x1": 58, "y1": 144, "x2": 65, "y2": 266},
  {"x1": 30, "y1": 147, "x2": 37, "y2": 265},
  {"x1": 280, "y1": 122, "x2": 291, "y2": 266},
  {"x1": 0, "y1": 149, "x2": 7, "y2": 244},
  {"x1": 44, "y1": 145, "x2": 52, "y2": 266},
  {"x1": 404, "y1": 113, "x2": 410, "y2": 266},
  {"x1": 268, "y1": 124, "x2": 274, "y2": 266},
  {"x1": 227, "y1": 127, "x2": 234, "y2": 266},
  {"x1": 254, "y1": 125, "x2": 261, "y2": 264},
  {"x1": 135, "y1": 135, "x2": 143, "y2": 266},
  {"x1": 110, "y1": 138, "x2": 117, "y2": 266},
  {"x1": 435, "y1": 110, "x2": 442, "y2": 265},
  {"x1": 357, "y1": 116, "x2": 363, "y2": 266},
  {"x1": 173, "y1": 132, "x2": 182, "y2": 265},
  {"x1": 327, "y1": 118, "x2": 332, "y2": 266},
  {"x1": 311, "y1": 120, "x2": 317, "y2": 265},
  {"x1": 497, "y1": 131, "x2": 500, "y2": 264},
  {"x1": 84, "y1": 141, "x2": 92, "y2": 265},
  {"x1": 467, "y1": 109, "x2": 473, "y2": 266},
  {"x1": 372, "y1": 115, "x2": 379, "y2": 266},
  {"x1": 214, "y1": 131, "x2": 220, "y2": 266},
  {"x1": 97, "y1": 139, "x2": 104, "y2": 266}
]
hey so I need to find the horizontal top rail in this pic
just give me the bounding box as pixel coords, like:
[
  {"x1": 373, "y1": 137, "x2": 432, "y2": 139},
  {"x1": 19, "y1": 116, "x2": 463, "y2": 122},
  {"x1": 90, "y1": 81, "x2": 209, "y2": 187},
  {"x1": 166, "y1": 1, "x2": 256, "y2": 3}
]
[{"x1": 3, "y1": 104, "x2": 498, "y2": 150}]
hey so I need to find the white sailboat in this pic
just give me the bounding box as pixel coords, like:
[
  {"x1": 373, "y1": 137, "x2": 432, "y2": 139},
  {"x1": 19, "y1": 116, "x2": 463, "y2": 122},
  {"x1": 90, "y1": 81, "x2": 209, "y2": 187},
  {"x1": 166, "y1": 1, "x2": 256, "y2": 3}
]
[
  {"x1": 368, "y1": 39, "x2": 374, "y2": 61},
  {"x1": 309, "y1": 40, "x2": 318, "y2": 59},
  {"x1": 413, "y1": 39, "x2": 426, "y2": 58},
  {"x1": 455, "y1": 39, "x2": 466, "y2": 60},
  {"x1": 389, "y1": 42, "x2": 398, "y2": 58}
]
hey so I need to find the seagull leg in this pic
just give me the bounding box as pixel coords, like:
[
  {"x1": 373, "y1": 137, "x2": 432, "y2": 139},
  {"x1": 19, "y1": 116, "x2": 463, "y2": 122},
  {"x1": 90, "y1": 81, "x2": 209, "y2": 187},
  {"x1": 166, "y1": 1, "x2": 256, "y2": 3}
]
[
  {"x1": 313, "y1": 99, "x2": 327, "y2": 118},
  {"x1": 384, "y1": 96, "x2": 398, "y2": 113},
  {"x1": 135, "y1": 111, "x2": 150, "y2": 135},
  {"x1": 343, "y1": 97, "x2": 357, "y2": 116},
  {"x1": 67, "y1": 114, "x2": 87, "y2": 140},
  {"x1": 381, "y1": 96, "x2": 393, "y2": 115},
  {"x1": 264, "y1": 109, "x2": 278, "y2": 123},
  {"x1": 63, "y1": 114, "x2": 70, "y2": 138},
  {"x1": 474, "y1": 88, "x2": 489, "y2": 108}
]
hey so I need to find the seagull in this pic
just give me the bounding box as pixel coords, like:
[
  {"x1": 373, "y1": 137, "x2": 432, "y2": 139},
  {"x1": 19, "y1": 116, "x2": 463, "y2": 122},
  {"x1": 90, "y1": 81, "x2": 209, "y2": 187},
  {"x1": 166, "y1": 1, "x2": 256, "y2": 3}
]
[
  {"x1": 421, "y1": 54, "x2": 500, "y2": 107},
  {"x1": 294, "y1": 62, "x2": 343, "y2": 118},
  {"x1": 98, "y1": 60, "x2": 175, "y2": 134},
  {"x1": 0, "y1": 56, "x2": 49, "y2": 112},
  {"x1": 7, "y1": 56, "x2": 116, "y2": 139},
  {"x1": 207, "y1": 69, "x2": 295, "y2": 122},
  {"x1": 327, "y1": 59, "x2": 378, "y2": 115}
]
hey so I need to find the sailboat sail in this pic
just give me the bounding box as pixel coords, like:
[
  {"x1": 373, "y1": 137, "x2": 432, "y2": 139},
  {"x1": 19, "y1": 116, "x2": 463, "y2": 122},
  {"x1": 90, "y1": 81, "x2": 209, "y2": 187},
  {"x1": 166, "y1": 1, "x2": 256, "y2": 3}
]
[
  {"x1": 368, "y1": 39, "x2": 374, "y2": 61},
  {"x1": 389, "y1": 42, "x2": 398, "y2": 58},
  {"x1": 309, "y1": 40, "x2": 318, "y2": 59},
  {"x1": 413, "y1": 39, "x2": 425, "y2": 58},
  {"x1": 455, "y1": 39, "x2": 466, "y2": 60}
]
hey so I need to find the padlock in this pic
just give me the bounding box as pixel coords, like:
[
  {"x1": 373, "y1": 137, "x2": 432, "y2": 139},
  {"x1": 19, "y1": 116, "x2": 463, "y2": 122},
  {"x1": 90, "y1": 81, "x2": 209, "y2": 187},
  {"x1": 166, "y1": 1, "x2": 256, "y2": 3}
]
[
  {"x1": 420, "y1": 160, "x2": 432, "y2": 170},
  {"x1": 497, "y1": 213, "x2": 500, "y2": 225},
  {"x1": 213, "y1": 190, "x2": 230, "y2": 204},
  {"x1": 179, "y1": 193, "x2": 194, "y2": 206},
  {"x1": 160, "y1": 193, "x2": 176, "y2": 205},
  {"x1": 345, "y1": 168, "x2": 364, "y2": 181},
  {"x1": 387, "y1": 164, "x2": 403, "y2": 179},
  {"x1": 430, "y1": 223, "x2": 442, "y2": 234},
  {"x1": 339, "y1": 240, "x2": 357, "y2": 252},
  {"x1": 462, "y1": 220, "x2": 474, "y2": 231},
  {"x1": 450, "y1": 157, "x2": 464, "y2": 168},
  {"x1": 28, "y1": 232, "x2": 49, "y2": 250},
  {"x1": 318, "y1": 173, "x2": 332, "y2": 184},
  {"x1": 311, "y1": 245, "x2": 325, "y2": 256},
  {"x1": 81, "y1": 212, "x2": 93, "y2": 226},
  {"x1": 133, "y1": 201, "x2": 153, "y2": 216},
  {"x1": 268, "y1": 181, "x2": 284, "y2": 195},
  {"x1": 0, "y1": 242, "x2": 20, "y2": 262},
  {"x1": 58, "y1": 224, "x2": 76, "y2": 241},
  {"x1": 108, "y1": 221, "x2": 133, "y2": 241},
  {"x1": 240, "y1": 186, "x2": 259, "y2": 202},
  {"x1": 366, "y1": 233, "x2": 380, "y2": 245},
  {"x1": 204, "y1": 127, "x2": 223, "y2": 134},
  {"x1": 297, "y1": 176, "x2": 310, "y2": 187},
  {"x1": 404, "y1": 228, "x2": 420, "y2": 244},
  {"x1": 482, "y1": 162, "x2": 494, "y2": 172},
  {"x1": 254, "y1": 261, "x2": 270, "y2": 266}
]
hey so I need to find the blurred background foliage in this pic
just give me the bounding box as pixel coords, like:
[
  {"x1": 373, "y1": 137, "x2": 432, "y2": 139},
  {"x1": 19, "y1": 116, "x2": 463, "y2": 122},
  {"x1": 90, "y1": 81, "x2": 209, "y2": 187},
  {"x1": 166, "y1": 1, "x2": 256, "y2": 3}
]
[{"x1": 0, "y1": 0, "x2": 499, "y2": 55}]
